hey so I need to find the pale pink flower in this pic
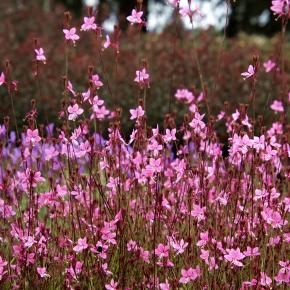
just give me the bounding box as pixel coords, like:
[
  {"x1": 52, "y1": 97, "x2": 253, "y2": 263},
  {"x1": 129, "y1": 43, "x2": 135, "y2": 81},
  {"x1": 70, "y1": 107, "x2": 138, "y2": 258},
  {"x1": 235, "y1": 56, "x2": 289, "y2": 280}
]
[
  {"x1": 175, "y1": 88, "x2": 194, "y2": 103},
  {"x1": 91, "y1": 74, "x2": 103, "y2": 88},
  {"x1": 260, "y1": 272, "x2": 272, "y2": 287},
  {"x1": 155, "y1": 243, "x2": 169, "y2": 259},
  {"x1": 270, "y1": 100, "x2": 284, "y2": 112},
  {"x1": 224, "y1": 248, "x2": 245, "y2": 267},
  {"x1": 241, "y1": 65, "x2": 255, "y2": 80},
  {"x1": 67, "y1": 80, "x2": 76, "y2": 96},
  {"x1": 243, "y1": 246, "x2": 260, "y2": 257},
  {"x1": 37, "y1": 267, "x2": 50, "y2": 278},
  {"x1": 134, "y1": 68, "x2": 149, "y2": 85},
  {"x1": 179, "y1": 266, "x2": 200, "y2": 284},
  {"x1": 0, "y1": 72, "x2": 5, "y2": 86},
  {"x1": 263, "y1": 59, "x2": 276, "y2": 72},
  {"x1": 190, "y1": 204, "x2": 206, "y2": 221},
  {"x1": 103, "y1": 35, "x2": 111, "y2": 49},
  {"x1": 63, "y1": 27, "x2": 80, "y2": 44},
  {"x1": 24, "y1": 236, "x2": 36, "y2": 248},
  {"x1": 271, "y1": 0, "x2": 290, "y2": 17},
  {"x1": 159, "y1": 279, "x2": 170, "y2": 290},
  {"x1": 68, "y1": 104, "x2": 84, "y2": 121},
  {"x1": 105, "y1": 279, "x2": 118, "y2": 290},
  {"x1": 35, "y1": 48, "x2": 46, "y2": 64},
  {"x1": 127, "y1": 9, "x2": 143, "y2": 24},
  {"x1": 171, "y1": 238, "x2": 188, "y2": 255},
  {"x1": 81, "y1": 16, "x2": 97, "y2": 31},
  {"x1": 26, "y1": 129, "x2": 41, "y2": 145},
  {"x1": 130, "y1": 106, "x2": 145, "y2": 120},
  {"x1": 163, "y1": 129, "x2": 177, "y2": 143},
  {"x1": 73, "y1": 237, "x2": 88, "y2": 253},
  {"x1": 275, "y1": 260, "x2": 290, "y2": 284},
  {"x1": 179, "y1": 5, "x2": 202, "y2": 21}
]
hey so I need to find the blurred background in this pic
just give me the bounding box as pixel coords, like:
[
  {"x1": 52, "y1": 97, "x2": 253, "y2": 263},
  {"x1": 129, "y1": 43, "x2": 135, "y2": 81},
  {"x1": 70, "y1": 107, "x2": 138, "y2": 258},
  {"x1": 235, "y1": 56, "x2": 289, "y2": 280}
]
[{"x1": 0, "y1": 0, "x2": 289, "y2": 137}]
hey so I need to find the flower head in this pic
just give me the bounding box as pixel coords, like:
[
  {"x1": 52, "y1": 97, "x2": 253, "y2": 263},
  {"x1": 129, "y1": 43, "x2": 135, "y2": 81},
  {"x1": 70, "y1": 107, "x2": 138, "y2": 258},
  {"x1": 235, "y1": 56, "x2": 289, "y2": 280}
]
[
  {"x1": 81, "y1": 16, "x2": 97, "y2": 31},
  {"x1": 241, "y1": 65, "x2": 255, "y2": 80},
  {"x1": 35, "y1": 48, "x2": 46, "y2": 64},
  {"x1": 63, "y1": 27, "x2": 80, "y2": 44},
  {"x1": 127, "y1": 9, "x2": 143, "y2": 24}
]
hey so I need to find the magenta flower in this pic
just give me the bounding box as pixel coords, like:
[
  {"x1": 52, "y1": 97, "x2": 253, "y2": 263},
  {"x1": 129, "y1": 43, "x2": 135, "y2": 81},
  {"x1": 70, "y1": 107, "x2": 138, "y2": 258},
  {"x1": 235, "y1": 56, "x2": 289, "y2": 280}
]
[
  {"x1": 270, "y1": 100, "x2": 284, "y2": 112},
  {"x1": 130, "y1": 106, "x2": 145, "y2": 120},
  {"x1": 241, "y1": 65, "x2": 255, "y2": 80},
  {"x1": 37, "y1": 267, "x2": 50, "y2": 278},
  {"x1": 68, "y1": 104, "x2": 84, "y2": 121},
  {"x1": 73, "y1": 237, "x2": 88, "y2": 253},
  {"x1": 224, "y1": 248, "x2": 245, "y2": 267},
  {"x1": 0, "y1": 72, "x2": 5, "y2": 86},
  {"x1": 63, "y1": 27, "x2": 80, "y2": 44},
  {"x1": 81, "y1": 16, "x2": 97, "y2": 31},
  {"x1": 127, "y1": 9, "x2": 143, "y2": 24},
  {"x1": 263, "y1": 59, "x2": 276, "y2": 72},
  {"x1": 35, "y1": 48, "x2": 46, "y2": 64}
]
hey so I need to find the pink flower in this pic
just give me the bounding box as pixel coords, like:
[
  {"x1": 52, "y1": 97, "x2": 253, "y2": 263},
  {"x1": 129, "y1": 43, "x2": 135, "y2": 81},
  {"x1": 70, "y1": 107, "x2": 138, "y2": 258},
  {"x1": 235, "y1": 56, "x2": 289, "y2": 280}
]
[
  {"x1": 37, "y1": 267, "x2": 50, "y2": 278},
  {"x1": 241, "y1": 65, "x2": 255, "y2": 80},
  {"x1": 171, "y1": 238, "x2": 188, "y2": 255},
  {"x1": 224, "y1": 248, "x2": 245, "y2": 267},
  {"x1": 73, "y1": 237, "x2": 88, "y2": 253},
  {"x1": 155, "y1": 243, "x2": 169, "y2": 259},
  {"x1": 263, "y1": 59, "x2": 276, "y2": 72},
  {"x1": 63, "y1": 27, "x2": 80, "y2": 44},
  {"x1": 103, "y1": 35, "x2": 111, "y2": 49},
  {"x1": 105, "y1": 279, "x2": 118, "y2": 290},
  {"x1": 127, "y1": 9, "x2": 143, "y2": 24},
  {"x1": 179, "y1": 266, "x2": 200, "y2": 284},
  {"x1": 270, "y1": 100, "x2": 284, "y2": 112},
  {"x1": 81, "y1": 16, "x2": 97, "y2": 31},
  {"x1": 91, "y1": 74, "x2": 103, "y2": 88},
  {"x1": 0, "y1": 72, "x2": 5, "y2": 86},
  {"x1": 68, "y1": 104, "x2": 84, "y2": 121},
  {"x1": 243, "y1": 246, "x2": 260, "y2": 257},
  {"x1": 35, "y1": 48, "x2": 46, "y2": 64},
  {"x1": 159, "y1": 279, "x2": 170, "y2": 290},
  {"x1": 130, "y1": 106, "x2": 145, "y2": 120},
  {"x1": 179, "y1": 5, "x2": 202, "y2": 21},
  {"x1": 275, "y1": 261, "x2": 290, "y2": 284},
  {"x1": 134, "y1": 68, "x2": 149, "y2": 85},
  {"x1": 24, "y1": 236, "x2": 36, "y2": 248},
  {"x1": 163, "y1": 129, "x2": 177, "y2": 143},
  {"x1": 67, "y1": 80, "x2": 76, "y2": 96},
  {"x1": 26, "y1": 129, "x2": 41, "y2": 145},
  {"x1": 175, "y1": 89, "x2": 194, "y2": 103},
  {"x1": 271, "y1": 0, "x2": 290, "y2": 17},
  {"x1": 260, "y1": 272, "x2": 272, "y2": 287},
  {"x1": 190, "y1": 204, "x2": 206, "y2": 221}
]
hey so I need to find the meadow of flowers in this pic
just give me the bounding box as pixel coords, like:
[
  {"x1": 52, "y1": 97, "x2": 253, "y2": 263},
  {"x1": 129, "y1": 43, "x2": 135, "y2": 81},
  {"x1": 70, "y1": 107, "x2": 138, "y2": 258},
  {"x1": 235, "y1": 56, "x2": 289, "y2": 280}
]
[{"x1": 0, "y1": 0, "x2": 289, "y2": 289}]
